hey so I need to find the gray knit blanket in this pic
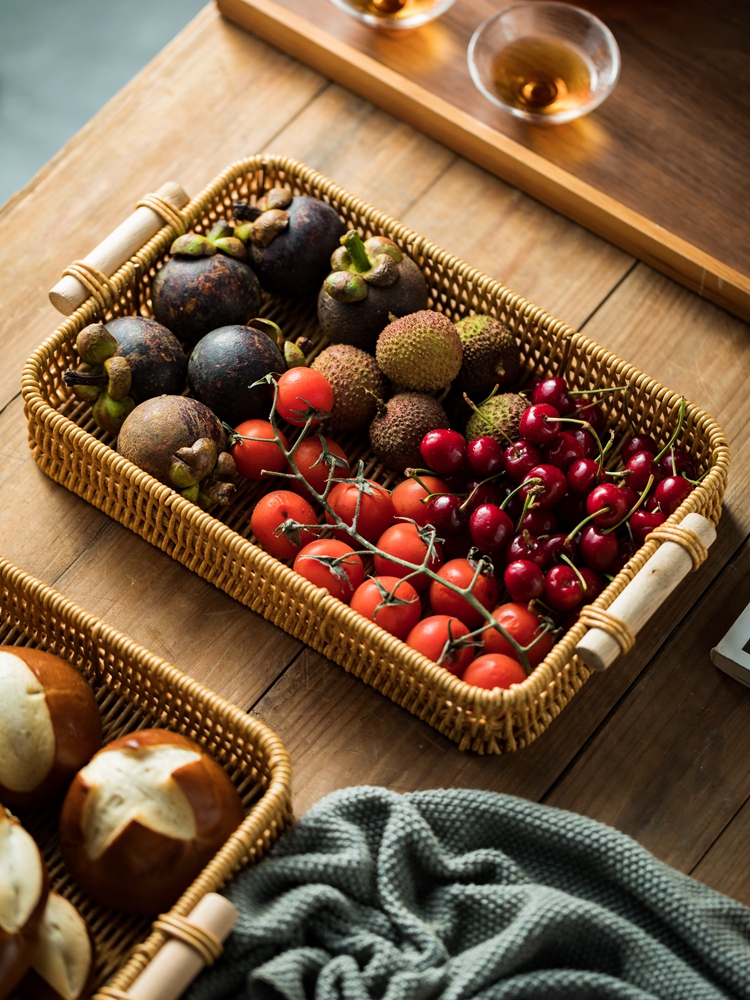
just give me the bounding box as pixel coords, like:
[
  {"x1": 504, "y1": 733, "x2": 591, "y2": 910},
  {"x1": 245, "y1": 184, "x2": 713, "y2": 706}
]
[{"x1": 186, "y1": 786, "x2": 750, "y2": 1000}]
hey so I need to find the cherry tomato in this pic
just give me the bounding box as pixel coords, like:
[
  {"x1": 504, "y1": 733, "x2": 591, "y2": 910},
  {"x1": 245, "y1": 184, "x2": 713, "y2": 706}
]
[
  {"x1": 276, "y1": 368, "x2": 334, "y2": 426},
  {"x1": 326, "y1": 479, "x2": 395, "y2": 544},
  {"x1": 482, "y1": 602, "x2": 552, "y2": 666},
  {"x1": 391, "y1": 475, "x2": 449, "y2": 526},
  {"x1": 293, "y1": 539, "x2": 364, "y2": 603},
  {"x1": 289, "y1": 436, "x2": 350, "y2": 498},
  {"x1": 462, "y1": 654, "x2": 527, "y2": 690},
  {"x1": 405, "y1": 615, "x2": 475, "y2": 677},
  {"x1": 231, "y1": 419, "x2": 288, "y2": 480},
  {"x1": 349, "y1": 577, "x2": 421, "y2": 641},
  {"x1": 429, "y1": 558, "x2": 499, "y2": 630},
  {"x1": 374, "y1": 522, "x2": 443, "y2": 591},
  {"x1": 250, "y1": 491, "x2": 318, "y2": 561}
]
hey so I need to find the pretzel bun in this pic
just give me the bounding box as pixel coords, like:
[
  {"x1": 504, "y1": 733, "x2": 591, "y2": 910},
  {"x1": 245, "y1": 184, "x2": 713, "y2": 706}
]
[
  {"x1": 59, "y1": 730, "x2": 245, "y2": 915},
  {"x1": 17, "y1": 892, "x2": 94, "y2": 1000},
  {"x1": 0, "y1": 647, "x2": 101, "y2": 810},
  {"x1": 0, "y1": 804, "x2": 49, "y2": 999}
]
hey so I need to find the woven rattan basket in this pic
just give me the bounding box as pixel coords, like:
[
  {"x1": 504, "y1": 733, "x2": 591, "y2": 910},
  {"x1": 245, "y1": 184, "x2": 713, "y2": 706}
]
[
  {"x1": 0, "y1": 556, "x2": 292, "y2": 997},
  {"x1": 23, "y1": 155, "x2": 730, "y2": 755}
]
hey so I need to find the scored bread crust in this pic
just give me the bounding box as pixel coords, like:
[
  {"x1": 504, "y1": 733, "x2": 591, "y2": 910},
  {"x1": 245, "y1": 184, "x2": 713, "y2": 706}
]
[{"x1": 59, "y1": 730, "x2": 245, "y2": 916}]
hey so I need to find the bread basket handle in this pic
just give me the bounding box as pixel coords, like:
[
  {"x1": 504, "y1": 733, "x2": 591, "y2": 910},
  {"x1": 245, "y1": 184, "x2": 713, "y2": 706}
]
[
  {"x1": 48, "y1": 181, "x2": 190, "y2": 316},
  {"x1": 574, "y1": 511, "x2": 716, "y2": 672}
]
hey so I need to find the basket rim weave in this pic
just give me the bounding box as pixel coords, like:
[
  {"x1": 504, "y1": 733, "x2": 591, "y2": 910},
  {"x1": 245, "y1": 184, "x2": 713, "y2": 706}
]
[
  {"x1": 21, "y1": 154, "x2": 731, "y2": 750},
  {"x1": 0, "y1": 554, "x2": 293, "y2": 996}
]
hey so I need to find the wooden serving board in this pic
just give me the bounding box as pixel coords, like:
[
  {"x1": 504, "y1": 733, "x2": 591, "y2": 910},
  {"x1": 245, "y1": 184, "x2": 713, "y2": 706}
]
[{"x1": 217, "y1": 0, "x2": 750, "y2": 323}]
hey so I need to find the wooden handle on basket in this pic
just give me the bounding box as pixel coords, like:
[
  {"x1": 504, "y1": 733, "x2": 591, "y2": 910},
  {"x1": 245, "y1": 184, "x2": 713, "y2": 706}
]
[
  {"x1": 574, "y1": 512, "x2": 717, "y2": 672},
  {"x1": 98, "y1": 893, "x2": 237, "y2": 1000},
  {"x1": 49, "y1": 181, "x2": 190, "y2": 316}
]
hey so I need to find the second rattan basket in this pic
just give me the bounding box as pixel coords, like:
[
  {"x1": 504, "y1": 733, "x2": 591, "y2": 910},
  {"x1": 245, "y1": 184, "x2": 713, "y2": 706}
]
[
  {"x1": 23, "y1": 155, "x2": 730, "y2": 755},
  {"x1": 0, "y1": 556, "x2": 292, "y2": 997}
]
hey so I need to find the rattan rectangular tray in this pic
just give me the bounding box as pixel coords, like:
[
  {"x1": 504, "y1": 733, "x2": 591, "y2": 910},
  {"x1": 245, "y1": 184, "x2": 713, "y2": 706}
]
[
  {"x1": 22, "y1": 155, "x2": 730, "y2": 755},
  {"x1": 0, "y1": 555, "x2": 293, "y2": 998}
]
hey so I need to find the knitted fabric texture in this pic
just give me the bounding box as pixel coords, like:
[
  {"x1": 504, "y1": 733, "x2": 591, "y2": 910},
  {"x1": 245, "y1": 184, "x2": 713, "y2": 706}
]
[{"x1": 186, "y1": 786, "x2": 750, "y2": 1000}]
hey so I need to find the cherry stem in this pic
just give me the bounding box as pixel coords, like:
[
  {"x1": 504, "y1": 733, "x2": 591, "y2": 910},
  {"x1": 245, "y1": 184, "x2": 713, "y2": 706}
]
[
  {"x1": 654, "y1": 399, "x2": 687, "y2": 463},
  {"x1": 564, "y1": 507, "x2": 609, "y2": 546},
  {"x1": 501, "y1": 479, "x2": 537, "y2": 512},
  {"x1": 560, "y1": 553, "x2": 586, "y2": 590},
  {"x1": 569, "y1": 385, "x2": 629, "y2": 397},
  {"x1": 602, "y1": 475, "x2": 654, "y2": 535},
  {"x1": 515, "y1": 489, "x2": 537, "y2": 532}
]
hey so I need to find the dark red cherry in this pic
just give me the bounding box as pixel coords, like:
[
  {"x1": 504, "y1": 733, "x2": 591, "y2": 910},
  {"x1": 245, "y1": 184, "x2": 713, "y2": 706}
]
[
  {"x1": 521, "y1": 464, "x2": 568, "y2": 510},
  {"x1": 579, "y1": 525, "x2": 619, "y2": 572},
  {"x1": 520, "y1": 508, "x2": 558, "y2": 536},
  {"x1": 586, "y1": 484, "x2": 629, "y2": 528},
  {"x1": 622, "y1": 434, "x2": 657, "y2": 463},
  {"x1": 656, "y1": 448, "x2": 697, "y2": 480},
  {"x1": 554, "y1": 492, "x2": 587, "y2": 531},
  {"x1": 504, "y1": 559, "x2": 545, "y2": 602},
  {"x1": 425, "y1": 494, "x2": 469, "y2": 536},
  {"x1": 578, "y1": 566, "x2": 605, "y2": 603},
  {"x1": 619, "y1": 485, "x2": 639, "y2": 513},
  {"x1": 624, "y1": 451, "x2": 662, "y2": 492},
  {"x1": 469, "y1": 504, "x2": 514, "y2": 555},
  {"x1": 504, "y1": 441, "x2": 543, "y2": 482},
  {"x1": 420, "y1": 429, "x2": 466, "y2": 475},
  {"x1": 630, "y1": 509, "x2": 667, "y2": 547},
  {"x1": 504, "y1": 531, "x2": 545, "y2": 568},
  {"x1": 569, "y1": 427, "x2": 597, "y2": 459},
  {"x1": 611, "y1": 538, "x2": 634, "y2": 575},
  {"x1": 465, "y1": 436, "x2": 505, "y2": 478},
  {"x1": 653, "y1": 475, "x2": 692, "y2": 515},
  {"x1": 519, "y1": 404, "x2": 561, "y2": 445},
  {"x1": 539, "y1": 532, "x2": 578, "y2": 569},
  {"x1": 567, "y1": 458, "x2": 600, "y2": 496},
  {"x1": 463, "y1": 479, "x2": 504, "y2": 513},
  {"x1": 544, "y1": 565, "x2": 584, "y2": 612},
  {"x1": 574, "y1": 397, "x2": 606, "y2": 435},
  {"x1": 531, "y1": 377, "x2": 575, "y2": 415},
  {"x1": 543, "y1": 431, "x2": 585, "y2": 470}
]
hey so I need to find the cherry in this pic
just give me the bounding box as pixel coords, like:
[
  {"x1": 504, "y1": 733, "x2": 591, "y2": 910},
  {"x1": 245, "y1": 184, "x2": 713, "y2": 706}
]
[
  {"x1": 569, "y1": 427, "x2": 597, "y2": 459},
  {"x1": 504, "y1": 531, "x2": 545, "y2": 568},
  {"x1": 543, "y1": 431, "x2": 585, "y2": 470},
  {"x1": 443, "y1": 471, "x2": 468, "y2": 494},
  {"x1": 574, "y1": 397, "x2": 606, "y2": 435},
  {"x1": 579, "y1": 525, "x2": 619, "y2": 572},
  {"x1": 624, "y1": 451, "x2": 662, "y2": 492},
  {"x1": 465, "y1": 436, "x2": 504, "y2": 478},
  {"x1": 531, "y1": 377, "x2": 575, "y2": 415},
  {"x1": 519, "y1": 404, "x2": 561, "y2": 445},
  {"x1": 578, "y1": 566, "x2": 605, "y2": 603},
  {"x1": 520, "y1": 508, "x2": 558, "y2": 536},
  {"x1": 463, "y1": 479, "x2": 504, "y2": 513},
  {"x1": 544, "y1": 565, "x2": 584, "y2": 612},
  {"x1": 567, "y1": 458, "x2": 600, "y2": 496},
  {"x1": 504, "y1": 559, "x2": 545, "y2": 602},
  {"x1": 469, "y1": 504, "x2": 514, "y2": 555},
  {"x1": 504, "y1": 441, "x2": 543, "y2": 482},
  {"x1": 630, "y1": 509, "x2": 667, "y2": 547},
  {"x1": 586, "y1": 484, "x2": 630, "y2": 528},
  {"x1": 554, "y1": 492, "x2": 587, "y2": 531},
  {"x1": 539, "y1": 532, "x2": 578, "y2": 570},
  {"x1": 619, "y1": 485, "x2": 639, "y2": 512},
  {"x1": 501, "y1": 487, "x2": 524, "y2": 521},
  {"x1": 521, "y1": 464, "x2": 568, "y2": 510},
  {"x1": 420, "y1": 429, "x2": 466, "y2": 475},
  {"x1": 656, "y1": 448, "x2": 697, "y2": 480},
  {"x1": 653, "y1": 475, "x2": 692, "y2": 515},
  {"x1": 425, "y1": 494, "x2": 468, "y2": 536},
  {"x1": 611, "y1": 538, "x2": 634, "y2": 575},
  {"x1": 622, "y1": 434, "x2": 657, "y2": 463}
]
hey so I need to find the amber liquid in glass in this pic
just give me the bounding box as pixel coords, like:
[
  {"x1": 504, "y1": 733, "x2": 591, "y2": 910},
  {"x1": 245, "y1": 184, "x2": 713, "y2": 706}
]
[{"x1": 490, "y1": 37, "x2": 594, "y2": 116}]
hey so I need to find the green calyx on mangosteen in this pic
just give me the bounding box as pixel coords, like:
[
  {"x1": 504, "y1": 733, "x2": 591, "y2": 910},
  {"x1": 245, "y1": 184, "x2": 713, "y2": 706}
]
[
  {"x1": 63, "y1": 318, "x2": 188, "y2": 435},
  {"x1": 244, "y1": 318, "x2": 310, "y2": 369},
  {"x1": 232, "y1": 190, "x2": 345, "y2": 300},
  {"x1": 117, "y1": 395, "x2": 236, "y2": 509},
  {"x1": 317, "y1": 231, "x2": 429, "y2": 352},
  {"x1": 187, "y1": 324, "x2": 287, "y2": 428},
  {"x1": 151, "y1": 222, "x2": 262, "y2": 348}
]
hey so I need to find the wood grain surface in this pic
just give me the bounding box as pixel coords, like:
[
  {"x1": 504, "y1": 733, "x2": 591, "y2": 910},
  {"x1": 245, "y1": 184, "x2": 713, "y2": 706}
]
[
  {"x1": 2, "y1": 2, "x2": 750, "y2": 914},
  {"x1": 217, "y1": 0, "x2": 750, "y2": 322}
]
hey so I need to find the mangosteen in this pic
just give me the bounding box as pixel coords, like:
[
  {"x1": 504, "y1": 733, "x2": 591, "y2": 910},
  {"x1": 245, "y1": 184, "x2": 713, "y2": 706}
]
[
  {"x1": 187, "y1": 323, "x2": 287, "y2": 428},
  {"x1": 233, "y1": 189, "x2": 345, "y2": 300},
  {"x1": 317, "y1": 231, "x2": 429, "y2": 352},
  {"x1": 62, "y1": 318, "x2": 186, "y2": 435},
  {"x1": 117, "y1": 395, "x2": 236, "y2": 509},
  {"x1": 151, "y1": 222, "x2": 262, "y2": 348}
]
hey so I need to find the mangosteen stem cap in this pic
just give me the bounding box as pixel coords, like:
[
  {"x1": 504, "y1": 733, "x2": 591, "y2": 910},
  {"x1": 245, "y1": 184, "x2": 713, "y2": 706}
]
[{"x1": 341, "y1": 231, "x2": 372, "y2": 273}]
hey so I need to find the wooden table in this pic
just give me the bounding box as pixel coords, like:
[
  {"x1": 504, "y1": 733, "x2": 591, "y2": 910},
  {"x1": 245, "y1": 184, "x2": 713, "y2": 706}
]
[{"x1": 2, "y1": 2, "x2": 749, "y2": 906}]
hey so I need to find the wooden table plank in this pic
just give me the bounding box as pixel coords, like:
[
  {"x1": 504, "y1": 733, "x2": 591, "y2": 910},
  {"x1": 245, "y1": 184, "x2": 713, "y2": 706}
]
[
  {"x1": 218, "y1": 0, "x2": 750, "y2": 321},
  {"x1": 544, "y1": 541, "x2": 750, "y2": 904}
]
